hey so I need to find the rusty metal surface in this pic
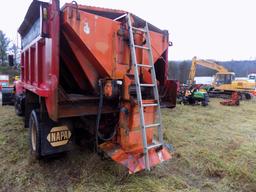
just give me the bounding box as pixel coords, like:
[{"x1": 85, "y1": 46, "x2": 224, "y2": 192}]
[
  {"x1": 159, "y1": 80, "x2": 177, "y2": 108},
  {"x1": 100, "y1": 142, "x2": 171, "y2": 174},
  {"x1": 61, "y1": 5, "x2": 169, "y2": 88},
  {"x1": 58, "y1": 103, "x2": 118, "y2": 118}
]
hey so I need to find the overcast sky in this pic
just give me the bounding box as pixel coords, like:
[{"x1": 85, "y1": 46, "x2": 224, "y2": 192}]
[{"x1": 0, "y1": 0, "x2": 256, "y2": 61}]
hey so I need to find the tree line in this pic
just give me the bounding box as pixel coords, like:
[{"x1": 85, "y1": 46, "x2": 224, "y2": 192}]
[{"x1": 0, "y1": 30, "x2": 20, "y2": 67}]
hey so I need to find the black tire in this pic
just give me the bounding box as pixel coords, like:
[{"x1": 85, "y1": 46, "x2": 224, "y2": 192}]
[
  {"x1": 201, "y1": 100, "x2": 208, "y2": 106},
  {"x1": 202, "y1": 94, "x2": 209, "y2": 106},
  {"x1": 245, "y1": 93, "x2": 251, "y2": 100},
  {"x1": 15, "y1": 99, "x2": 23, "y2": 116},
  {"x1": 188, "y1": 97, "x2": 196, "y2": 105},
  {"x1": 29, "y1": 110, "x2": 42, "y2": 159}
]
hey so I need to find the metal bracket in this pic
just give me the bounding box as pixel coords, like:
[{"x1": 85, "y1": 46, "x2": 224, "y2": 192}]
[{"x1": 68, "y1": 1, "x2": 80, "y2": 20}]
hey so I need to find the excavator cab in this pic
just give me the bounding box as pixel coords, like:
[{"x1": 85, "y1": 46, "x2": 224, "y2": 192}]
[
  {"x1": 215, "y1": 72, "x2": 235, "y2": 85},
  {"x1": 248, "y1": 74, "x2": 256, "y2": 83}
]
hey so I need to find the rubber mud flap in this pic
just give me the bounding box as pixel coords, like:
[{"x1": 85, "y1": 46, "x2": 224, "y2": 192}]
[{"x1": 40, "y1": 121, "x2": 74, "y2": 156}]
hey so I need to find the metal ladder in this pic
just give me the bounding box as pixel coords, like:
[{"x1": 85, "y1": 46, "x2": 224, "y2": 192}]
[{"x1": 127, "y1": 14, "x2": 164, "y2": 171}]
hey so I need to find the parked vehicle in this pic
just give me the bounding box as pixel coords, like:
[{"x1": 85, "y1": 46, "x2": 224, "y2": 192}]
[
  {"x1": 6, "y1": 0, "x2": 177, "y2": 173},
  {"x1": 177, "y1": 84, "x2": 209, "y2": 106},
  {"x1": 0, "y1": 75, "x2": 9, "y2": 90}
]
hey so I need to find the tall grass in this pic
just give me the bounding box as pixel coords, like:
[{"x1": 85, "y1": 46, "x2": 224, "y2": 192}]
[{"x1": 0, "y1": 98, "x2": 255, "y2": 191}]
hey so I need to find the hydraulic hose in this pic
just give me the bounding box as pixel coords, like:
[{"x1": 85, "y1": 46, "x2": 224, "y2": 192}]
[{"x1": 95, "y1": 80, "x2": 117, "y2": 152}]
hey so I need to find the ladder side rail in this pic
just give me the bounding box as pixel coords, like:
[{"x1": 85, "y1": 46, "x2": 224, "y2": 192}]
[
  {"x1": 127, "y1": 14, "x2": 150, "y2": 170},
  {"x1": 145, "y1": 22, "x2": 164, "y2": 144}
]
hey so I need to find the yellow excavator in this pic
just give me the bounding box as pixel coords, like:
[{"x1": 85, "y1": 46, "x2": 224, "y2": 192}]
[{"x1": 188, "y1": 56, "x2": 255, "y2": 99}]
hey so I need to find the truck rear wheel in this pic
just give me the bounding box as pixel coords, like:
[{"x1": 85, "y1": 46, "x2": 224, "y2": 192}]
[
  {"x1": 29, "y1": 110, "x2": 42, "y2": 159},
  {"x1": 201, "y1": 94, "x2": 209, "y2": 106},
  {"x1": 201, "y1": 100, "x2": 208, "y2": 106},
  {"x1": 245, "y1": 93, "x2": 251, "y2": 100}
]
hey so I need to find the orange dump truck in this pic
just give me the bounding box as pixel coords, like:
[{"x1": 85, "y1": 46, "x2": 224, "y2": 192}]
[{"x1": 14, "y1": 0, "x2": 176, "y2": 173}]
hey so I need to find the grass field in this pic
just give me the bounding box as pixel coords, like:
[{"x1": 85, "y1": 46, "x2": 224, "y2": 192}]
[{"x1": 0, "y1": 98, "x2": 256, "y2": 192}]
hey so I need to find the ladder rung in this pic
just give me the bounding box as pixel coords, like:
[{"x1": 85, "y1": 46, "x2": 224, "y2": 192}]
[
  {"x1": 113, "y1": 13, "x2": 128, "y2": 21},
  {"x1": 140, "y1": 83, "x2": 155, "y2": 87},
  {"x1": 147, "y1": 143, "x2": 162, "y2": 150},
  {"x1": 137, "y1": 64, "x2": 152, "y2": 68},
  {"x1": 145, "y1": 123, "x2": 160, "y2": 128},
  {"x1": 134, "y1": 45, "x2": 149, "y2": 50},
  {"x1": 132, "y1": 27, "x2": 146, "y2": 33},
  {"x1": 142, "y1": 103, "x2": 158, "y2": 107}
]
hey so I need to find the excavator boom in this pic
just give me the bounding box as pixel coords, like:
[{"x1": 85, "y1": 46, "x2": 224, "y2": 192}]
[
  {"x1": 188, "y1": 56, "x2": 230, "y2": 85},
  {"x1": 188, "y1": 57, "x2": 254, "y2": 99}
]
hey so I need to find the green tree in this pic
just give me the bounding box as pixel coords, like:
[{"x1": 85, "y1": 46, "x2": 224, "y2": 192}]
[
  {"x1": 10, "y1": 42, "x2": 20, "y2": 67},
  {"x1": 0, "y1": 30, "x2": 10, "y2": 65}
]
